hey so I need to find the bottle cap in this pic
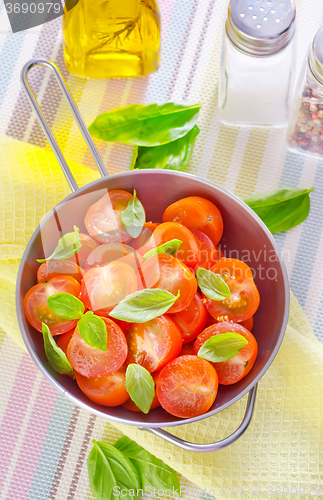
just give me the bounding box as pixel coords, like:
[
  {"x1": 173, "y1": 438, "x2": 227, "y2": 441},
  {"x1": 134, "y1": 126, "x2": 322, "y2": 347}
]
[
  {"x1": 309, "y1": 26, "x2": 323, "y2": 86},
  {"x1": 226, "y1": 0, "x2": 296, "y2": 57}
]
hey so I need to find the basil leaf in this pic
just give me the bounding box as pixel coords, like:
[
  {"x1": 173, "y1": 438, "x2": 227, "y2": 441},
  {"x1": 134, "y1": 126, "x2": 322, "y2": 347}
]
[
  {"x1": 88, "y1": 103, "x2": 201, "y2": 146},
  {"x1": 42, "y1": 323, "x2": 74, "y2": 376},
  {"x1": 87, "y1": 440, "x2": 140, "y2": 500},
  {"x1": 132, "y1": 125, "x2": 200, "y2": 170},
  {"x1": 125, "y1": 364, "x2": 155, "y2": 414},
  {"x1": 244, "y1": 187, "x2": 314, "y2": 233},
  {"x1": 143, "y1": 239, "x2": 182, "y2": 260},
  {"x1": 120, "y1": 189, "x2": 145, "y2": 238},
  {"x1": 115, "y1": 436, "x2": 181, "y2": 494},
  {"x1": 198, "y1": 332, "x2": 248, "y2": 363},
  {"x1": 37, "y1": 225, "x2": 81, "y2": 263},
  {"x1": 196, "y1": 267, "x2": 231, "y2": 301},
  {"x1": 47, "y1": 292, "x2": 84, "y2": 319},
  {"x1": 109, "y1": 289, "x2": 180, "y2": 323},
  {"x1": 77, "y1": 311, "x2": 107, "y2": 352}
]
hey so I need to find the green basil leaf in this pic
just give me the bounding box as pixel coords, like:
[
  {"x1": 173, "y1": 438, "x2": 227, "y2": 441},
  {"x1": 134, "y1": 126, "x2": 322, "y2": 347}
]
[
  {"x1": 244, "y1": 187, "x2": 314, "y2": 233},
  {"x1": 88, "y1": 103, "x2": 201, "y2": 146},
  {"x1": 132, "y1": 125, "x2": 200, "y2": 170},
  {"x1": 125, "y1": 364, "x2": 155, "y2": 414},
  {"x1": 143, "y1": 239, "x2": 182, "y2": 260},
  {"x1": 77, "y1": 311, "x2": 107, "y2": 352},
  {"x1": 198, "y1": 332, "x2": 248, "y2": 363},
  {"x1": 120, "y1": 189, "x2": 145, "y2": 238},
  {"x1": 110, "y1": 289, "x2": 180, "y2": 323},
  {"x1": 47, "y1": 292, "x2": 84, "y2": 319},
  {"x1": 42, "y1": 323, "x2": 74, "y2": 376},
  {"x1": 196, "y1": 267, "x2": 231, "y2": 301},
  {"x1": 115, "y1": 436, "x2": 181, "y2": 494},
  {"x1": 37, "y1": 225, "x2": 81, "y2": 263},
  {"x1": 87, "y1": 440, "x2": 141, "y2": 500}
]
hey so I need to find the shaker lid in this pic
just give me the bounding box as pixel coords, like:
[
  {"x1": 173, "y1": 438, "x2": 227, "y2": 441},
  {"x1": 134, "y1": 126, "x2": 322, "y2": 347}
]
[
  {"x1": 226, "y1": 0, "x2": 296, "y2": 56},
  {"x1": 310, "y1": 26, "x2": 323, "y2": 85}
]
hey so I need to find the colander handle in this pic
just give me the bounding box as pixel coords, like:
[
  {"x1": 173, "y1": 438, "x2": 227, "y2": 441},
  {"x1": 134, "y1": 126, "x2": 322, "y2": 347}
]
[
  {"x1": 145, "y1": 384, "x2": 257, "y2": 452},
  {"x1": 20, "y1": 58, "x2": 108, "y2": 193}
]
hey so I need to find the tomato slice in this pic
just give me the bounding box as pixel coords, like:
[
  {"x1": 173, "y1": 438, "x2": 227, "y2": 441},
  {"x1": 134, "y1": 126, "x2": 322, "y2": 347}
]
[
  {"x1": 190, "y1": 229, "x2": 221, "y2": 271},
  {"x1": 74, "y1": 233, "x2": 100, "y2": 267},
  {"x1": 203, "y1": 258, "x2": 260, "y2": 322},
  {"x1": 80, "y1": 261, "x2": 137, "y2": 316},
  {"x1": 171, "y1": 293, "x2": 207, "y2": 344},
  {"x1": 139, "y1": 254, "x2": 197, "y2": 313},
  {"x1": 193, "y1": 321, "x2": 258, "y2": 385},
  {"x1": 85, "y1": 190, "x2": 138, "y2": 244},
  {"x1": 163, "y1": 196, "x2": 223, "y2": 246},
  {"x1": 156, "y1": 355, "x2": 218, "y2": 418},
  {"x1": 24, "y1": 275, "x2": 81, "y2": 335},
  {"x1": 122, "y1": 371, "x2": 160, "y2": 412},
  {"x1": 126, "y1": 315, "x2": 182, "y2": 372},
  {"x1": 37, "y1": 260, "x2": 83, "y2": 283},
  {"x1": 67, "y1": 317, "x2": 128, "y2": 377},
  {"x1": 75, "y1": 365, "x2": 129, "y2": 406},
  {"x1": 85, "y1": 242, "x2": 143, "y2": 274}
]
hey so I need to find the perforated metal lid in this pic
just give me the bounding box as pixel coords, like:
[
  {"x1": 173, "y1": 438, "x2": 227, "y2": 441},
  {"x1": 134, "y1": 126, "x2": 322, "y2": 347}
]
[
  {"x1": 226, "y1": 0, "x2": 296, "y2": 56},
  {"x1": 309, "y1": 26, "x2": 323, "y2": 85}
]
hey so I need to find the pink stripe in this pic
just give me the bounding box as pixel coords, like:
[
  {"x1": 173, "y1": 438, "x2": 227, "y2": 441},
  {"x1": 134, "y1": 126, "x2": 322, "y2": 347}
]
[
  {"x1": 160, "y1": 0, "x2": 177, "y2": 37},
  {"x1": 5, "y1": 378, "x2": 57, "y2": 500}
]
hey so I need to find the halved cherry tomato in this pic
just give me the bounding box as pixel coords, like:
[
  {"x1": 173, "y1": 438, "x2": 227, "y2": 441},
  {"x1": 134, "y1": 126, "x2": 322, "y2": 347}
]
[
  {"x1": 139, "y1": 254, "x2": 197, "y2": 313},
  {"x1": 85, "y1": 243, "x2": 143, "y2": 274},
  {"x1": 24, "y1": 275, "x2": 81, "y2": 335},
  {"x1": 74, "y1": 233, "x2": 100, "y2": 267},
  {"x1": 190, "y1": 229, "x2": 221, "y2": 271},
  {"x1": 85, "y1": 190, "x2": 138, "y2": 244},
  {"x1": 179, "y1": 341, "x2": 195, "y2": 356},
  {"x1": 37, "y1": 260, "x2": 83, "y2": 283},
  {"x1": 75, "y1": 365, "x2": 129, "y2": 406},
  {"x1": 56, "y1": 329, "x2": 74, "y2": 354},
  {"x1": 171, "y1": 293, "x2": 207, "y2": 344},
  {"x1": 156, "y1": 355, "x2": 218, "y2": 418},
  {"x1": 239, "y1": 315, "x2": 254, "y2": 331},
  {"x1": 204, "y1": 258, "x2": 260, "y2": 322},
  {"x1": 131, "y1": 222, "x2": 160, "y2": 250},
  {"x1": 126, "y1": 315, "x2": 182, "y2": 372},
  {"x1": 122, "y1": 371, "x2": 160, "y2": 412},
  {"x1": 193, "y1": 321, "x2": 258, "y2": 385},
  {"x1": 163, "y1": 196, "x2": 223, "y2": 246},
  {"x1": 67, "y1": 317, "x2": 128, "y2": 377},
  {"x1": 80, "y1": 261, "x2": 137, "y2": 317},
  {"x1": 111, "y1": 319, "x2": 132, "y2": 334}
]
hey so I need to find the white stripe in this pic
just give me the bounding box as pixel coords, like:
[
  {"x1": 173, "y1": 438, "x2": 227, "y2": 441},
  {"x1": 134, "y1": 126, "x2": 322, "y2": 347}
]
[
  {"x1": 254, "y1": 129, "x2": 288, "y2": 193},
  {"x1": 0, "y1": 336, "x2": 24, "y2": 425},
  {"x1": 225, "y1": 127, "x2": 250, "y2": 192}
]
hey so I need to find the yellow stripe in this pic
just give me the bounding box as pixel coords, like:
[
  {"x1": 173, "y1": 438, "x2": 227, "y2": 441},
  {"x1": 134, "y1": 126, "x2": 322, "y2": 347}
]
[{"x1": 207, "y1": 125, "x2": 240, "y2": 186}]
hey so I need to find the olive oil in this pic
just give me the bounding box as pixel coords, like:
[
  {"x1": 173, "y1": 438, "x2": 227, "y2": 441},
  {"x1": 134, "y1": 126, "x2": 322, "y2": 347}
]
[{"x1": 62, "y1": 0, "x2": 161, "y2": 79}]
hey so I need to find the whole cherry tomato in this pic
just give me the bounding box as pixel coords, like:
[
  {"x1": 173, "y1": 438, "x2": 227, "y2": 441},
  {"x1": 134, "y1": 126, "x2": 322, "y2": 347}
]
[
  {"x1": 37, "y1": 260, "x2": 83, "y2": 284},
  {"x1": 163, "y1": 196, "x2": 223, "y2": 246},
  {"x1": 85, "y1": 243, "x2": 143, "y2": 274},
  {"x1": 171, "y1": 293, "x2": 207, "y2": 344},
  {"x1": 24, "y1": 275, "x2": 81, "y2": 335},
  {"x1": 122, "y1": 371, "x2": 160, "y2": 412},
  {"x1": 75, "y1": 365, "x2": 129, "y2": 406}
]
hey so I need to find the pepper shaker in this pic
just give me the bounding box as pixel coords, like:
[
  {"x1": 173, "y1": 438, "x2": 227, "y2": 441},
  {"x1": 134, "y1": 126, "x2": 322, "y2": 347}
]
[{"x1": 219, "y1": 0, "x2": 296, "y2": 126}]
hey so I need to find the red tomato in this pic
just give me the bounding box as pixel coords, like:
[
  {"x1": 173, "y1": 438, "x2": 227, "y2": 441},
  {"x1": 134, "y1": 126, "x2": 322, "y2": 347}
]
[
  {"x1": 85, "y1": 190, "x2": 137, "y2": 244},
  {"x1": 111, "y1": 319, "x2": 132, "y2": 334},
  {"x1": 126, "y1": 315, "x2": 182, "y2": 372},
  {"x1": 85, "y1": 243, "x2": 143, "y2": 274},
  {"x1": 204, "y1": 313, "x2": 254, "y2": 332},
  {"x1": 74, "y1": 233, "x2": 100, "y2": 267},
  {"x1": 239, "y1": 315, "x2": 254, "y2": 331},
  {"x1": 80, "y1": 261, "x2": 137, "y2": 317},
  {"x1": 171, "y1": 293, "x2": 207, "y2": 344},
  {"x1": 67, "y1": 317, "x2": 128, "y2": 377},
  {"x1": 122, "y1": 371, "x2": 160, "y2": 412},
  {"x1": 37, "y1": 260, "x2": 83, "y2": 283},
  {"x1": 204, "y1": 258, "x2": 260, "y2": 322},
  {"x1": 24, "y1": 276, "x2": 81, "y2": 335},
  {"x1": 163, "y1": 196, "x2": 223, "y2": 246},
  {"x1": 139, "y1": 254, "x2": 197, "y2": 313},
  {"x1": 179, "y1": 341, "x2": 195, "y2": 356},
  {"x1": 75, "y1": 365, "x2": 129, "y2": 406},
  {"x1": 56, "y1": 329, "x2": 74, "y2": 355},
  {"x1": 156, "y1": 355, "x2": 218, "y2": 418},
  {"x1": 190, "y1": 229, "x2": 221, "y2": 271},
  {"x1": 131, "y1": 222, "x2": 160, "y2": 250},
  {"x1": 193, "y1": 322, "x2": 258, "y2": 385}
]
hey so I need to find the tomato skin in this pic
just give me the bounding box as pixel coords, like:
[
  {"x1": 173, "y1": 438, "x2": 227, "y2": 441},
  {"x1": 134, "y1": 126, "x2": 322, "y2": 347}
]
[
  {"x1": 156, "y1": 355, "x2": 218, "y2": 418},
  {"x1": 75, "y1": 365, "x2": 129, "y2": 406},
  {"x1": 56, "y1": 330, "x2": 74, "y2": 354},
  {"x1": 75, "y1": 234, "x2": 100, "y2": 267},
  {"x1": 163, "y1": 196, "x2": 223, "y2": 246},
  {"x1": 171, "y1": 293, "x2": 207, "y2": 344},
  {"x1": 190, "y1": 230, "x2": 221, "y2": 271},
  {"x1": 204, "y1": 258, "x2": 260, "y2": 322},
  {"x1": 126, "y1": 315, "x2": 182, "y2": 373},
  {"x1": 193, "y1": 322, "x2": 258, "y2": 385},
  {"x1": 85, "y1": 190, "x2": 136, "y2": 244},
  {"x1": 37, "y1": 260, "x2": 83, "y2": 283},
  {"x1": 67, "y1": 317, "x2": 128, "y2": 378},
  {"x1": 179, "y1": 341, "x2": 195, "y2": 356},
  {"x1": 139, "y1": 254, "x2": 197, "y2": 313},
  {"x1": 131, "y1": 222, "x2": 159, "y2": 250},
  {"x1": 204, "y1": 314, "x2": 254, "y2": 332},
  {"x1": 24, "y1": 276, "x2": 81, "y2": 335},
  {"x1": 122, "y1": 371, "x2": 160, "y2": 412},
  {"x1": 239, "y1": 316, "x2": 254, "y2": 331},
  {"x1": 85, "y1": 243, "x2": 143, "y2": 274}
]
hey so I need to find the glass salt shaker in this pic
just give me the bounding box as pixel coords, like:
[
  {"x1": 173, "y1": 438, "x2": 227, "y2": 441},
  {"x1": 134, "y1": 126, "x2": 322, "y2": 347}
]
[
  {"x1": 287, "y1": 27, "x2": 323, "y2": 156},
  {"x1": 219, "y1": 0, "x2": 296, "y2": 126}
]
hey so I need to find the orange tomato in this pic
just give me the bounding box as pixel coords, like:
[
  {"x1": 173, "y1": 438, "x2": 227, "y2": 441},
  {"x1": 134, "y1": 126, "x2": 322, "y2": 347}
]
[
  {"x1": 131, "y1": 222, "x2": 160, "y2": 250},
  {"x1": 74, "y1": 233, "x2": 100, "y2": 267},
  {"x1": 190, "y1": 229, "x2": 221, "y2": 271},
  {"x1": 85, "y1": 242, "x2": 143, "y2": 274},
  {"x1": 37, "y1": 260, "x2": 83, "y2": 283},
  {"x1": 171, "y1": 293, "x2": 207, "y2": 344},
  {"x1": 56, "y1": 330, "x2": 74, "y2": 354},
  {"x1": 75, "y1": 365, "x2": 129, "y2": 406}
]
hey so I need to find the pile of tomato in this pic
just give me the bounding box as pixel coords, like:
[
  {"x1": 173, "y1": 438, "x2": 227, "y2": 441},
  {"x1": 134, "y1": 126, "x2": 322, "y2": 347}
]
[{"x1": 24, "y1": 191, "x2": 260, "y2": 419}]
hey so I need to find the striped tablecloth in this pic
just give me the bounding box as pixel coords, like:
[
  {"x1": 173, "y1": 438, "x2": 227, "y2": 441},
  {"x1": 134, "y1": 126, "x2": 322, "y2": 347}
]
[{"x1": 0, "y1": 0, "x2": 323, "y2": 499}]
